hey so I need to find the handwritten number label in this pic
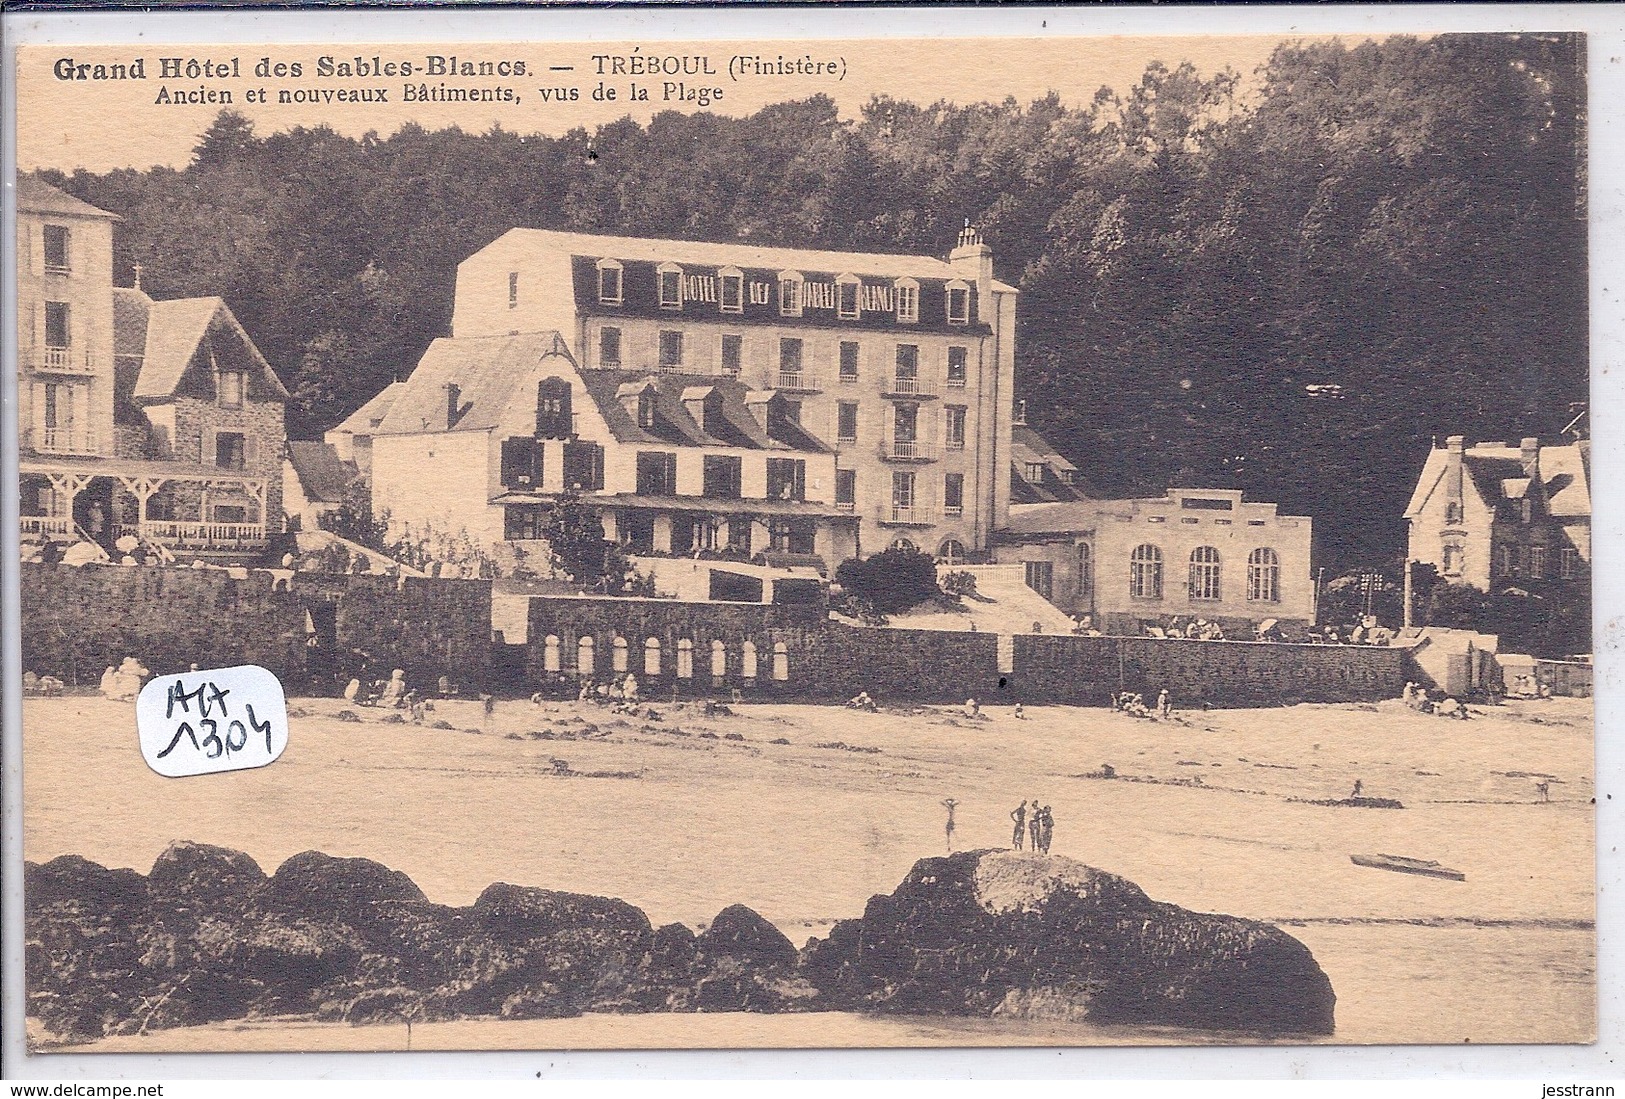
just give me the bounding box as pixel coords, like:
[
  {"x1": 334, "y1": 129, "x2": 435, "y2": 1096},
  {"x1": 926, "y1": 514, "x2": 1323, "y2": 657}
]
[{"x1": 137, "y1": 665, "x2": 288, "y2": 778}]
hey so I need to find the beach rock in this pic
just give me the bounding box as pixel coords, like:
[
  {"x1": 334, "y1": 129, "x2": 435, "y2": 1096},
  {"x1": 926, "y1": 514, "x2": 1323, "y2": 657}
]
[
  {"x1": 264, "y1": 851, "x2": 428, "y2": 922},
  {"x1": 801, "y1": 849, "x2": 1335, "y2": 1035},
  {"x1": 27, "y1": 855, "x2": 149, "y2": 911},
  {"x1": 147, "y1": 842, "x2": 266, "y2": 910},
  {"x1": 696, "y1": 904, "x2": 797, "y2": 968}
]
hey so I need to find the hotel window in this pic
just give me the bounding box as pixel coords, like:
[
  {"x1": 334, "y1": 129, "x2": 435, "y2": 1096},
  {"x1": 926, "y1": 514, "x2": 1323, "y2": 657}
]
[
  {"x1": 43, "y1": 225, "x2": 70, "y2": 274},
  {"x1": 597, "y1": 260, "x2": 623, "y2": 305},
  {"x1": 658, "y1": 329, "x2": 684, "y2": 371},
  {"x1": 835, "y1": 469, "x2": 856, "y2": 506},
  {"x1": 636, "y1": 451, "x2": 678, "y2": 496},
  {"x1": 1561, "y1": 547, "x2": 1580, "y2": 579},
  {"x1": 1024, "y1": 462, "x2": 1046, "y2": 483},
  {"x1": 947, "y1": 346, "x2": 968, "y2": 388},
  {"x1": 779, "y1": 337, "x2": 804, "y2": 377},
  {"x1": 721, "y1": 334, "x2": 743, "y2": 376},
  {"x1": 1520, "y1": 498, "x2": 1533, "y2": 523},
  {"x1": 779, "y1": 272, "x2": 803, "y2": 317},
  {"x1": 1247, "y1": 547, "x2": 1280, "y2": 602},
  {"x1": 839, "y1": 341, "x2": 860, "y2": 382},
  {"x1": 946, "y1": 281, "x2": 971, "y2": 325},
  {"x1": 836, "y1": 274, "x2": 861, "y2": 320},
  {"x1": 719, "y1": 267, "x2": 744, "y2": 314},
  {"x1": 891, "y1": 471, "x2": 916, "y2": 521},
  {"x1": 562, "y1": 441, "x2": 606, "y2": 492},
  {"x1": 943, "y1": 473, "x2": 964, "y2": 516},
  {"x1": 703, "y1": 455, "x2": 743, "y2": 499},
  {"x1": 658, "y1": 264, "x2": 683, "y2": 310},
  {"x1": 44, "y1": 302, "x2": 70, "y2": 349},
  {"x1": 1024, "y1": 561, "x2": 1054, "y2": 601},
  {"x1": 1529, "y1": 545, "x2": 1548, "y2": 579},
  {"x1": 836, "y1": 401, "x2": 858, "y2": 443},
  {"x1": 215, "y1": 432, "x2": 247, "y2": 471},
  {"x1": 1077, "y1": 542, "x2": 1093, "y2": 596},
  {"x1": 1442, "y1": 543, "x2": 1464, "y2": 577},
  {"x1": 1445, "y1": 500, "x2": 1463, "y2": 524},
  {"x1": 1130, "y1": 543, "x2": 1163, "y2": 600},
  {"x1": 944, "y1": 406, "x2": 967, "y2": 450},
  {"x1": 599, "y1": 326, "x2": 622, "y2": 367},
  {"x1": 508, "y1": 271, "x2": 519, "y2": 309},
  {"x1": 1496, "y1": 543, "x2": 1516, "y2": 576},
  {"x1": 766, "y1": 458, "x2": 806, "y2": 502},
  {"x1": 894, "y1": 344, "x2": 919, "y2": 391},
  {"x1": 218, "y1": 370, "x2": 245, "y2": 409},
  {"x1": 635, "y1": 390, "x2": 657, "y2": 429},
  {"x1": 1189, "y1": 546, "x2": 1222, "y2": 601},
  {"x1": 500, "y1": 437, "x2": 542, "y2": 490},
  {"x1": 895, "y1": 279, "x2": 919, "y2": 324}
]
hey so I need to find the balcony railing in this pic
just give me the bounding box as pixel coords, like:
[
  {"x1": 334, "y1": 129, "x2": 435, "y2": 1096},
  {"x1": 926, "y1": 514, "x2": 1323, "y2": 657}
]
[
  {"x1": 943, "y1": 504, "x2": 964, "y2": 517},
  {"x1": 770, "y1": 370, "x2": 823, "y2": 392},
  {"x1": 20, "y1": 515, "x2": 73, "y2": 537},
  {"x1": 137, "y1": 520, "x2": 267, "y2": 548},
  {"x1": 37, "y1": 346, "x2": 95, "y2": 375},
  {"x1": 835, "y1": 500, "x2": 856, "y2": 511},
  {"x1": 885, "y1": 505, "x2": 935, "y2": 526},
  {"x1": 35, "y1": 428, "x2": 97, "y2": 455},
  {"x1": 882, "y1": 375, "x2": 937, "y2": 399},
  {"x1": 880, "y1": 438, "x2": 938, "y2": 462}
]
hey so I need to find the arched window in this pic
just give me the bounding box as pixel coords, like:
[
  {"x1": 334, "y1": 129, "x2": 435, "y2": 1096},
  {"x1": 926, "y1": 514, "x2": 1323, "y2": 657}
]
[
  {"x1": 937, "y1": 539, "x2": 968, "y2": 565},
  {"x1": 676, "y1": 638, "x2": 694, "y2": 679},
  {"x1": 657, "y1": 261, "x2": 684, "y2": 310},
  {"x1": 836, "y1": 272, "x2": 862, "y2": 320},
  {"x1": 543, "y1": 634, "x2": 561, "y2": 673},
  {"x1": 1129, "y1": 544, "x2": 1163, "y2": 600},
  {"x1": 612, "y1": 635, "x2": 629, "y2": 673},
  {"x1": 1189, "y1": 546, "x2": 1222, "y2": 602},
  {"x1": 536, "y1": 376, "x2": 573, "y2": 439},
  {"x1": 596, "y1": 258, "x2": 624, "y2": 305},
  {"x1": 890, "y1": 536, "x2": 917, "y2": 553},
  {"x1": 644, "y1": 637, "x2": 662, "y2": 676},
  {"x1": 742, "y1": 640, "x2": 759, "y2": 680},
  {"x1": 1247, "y1": 548, "x2": 1281, "y2": 603},
  {"x1": 578, "y1": 635, "x2": 595, "y2": 675},
  {"x1": 772, "y1": 641, "x2": 789, "y2": 682},
  {"x1": 778, "y1": 271, "x2": 803, "y2": 317},
  {"x1": 1445, "y1": 500, "x2": 1463, "y2": 524},
  {"x1": 710, "y1": 640, "x2": 727, "y2": 680}
]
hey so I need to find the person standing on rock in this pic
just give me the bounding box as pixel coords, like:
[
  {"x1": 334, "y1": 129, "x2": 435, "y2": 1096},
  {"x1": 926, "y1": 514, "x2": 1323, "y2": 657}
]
[
  {"x1": 1010, "y1": 801, "x2": 1027, "y2": 850},
  {"x1": 1028, "y1": 799, "x2": 1042, "y2": 852},
  {"x1": 1039, "y1": 805, "x2": 1054, "y2": 855}
]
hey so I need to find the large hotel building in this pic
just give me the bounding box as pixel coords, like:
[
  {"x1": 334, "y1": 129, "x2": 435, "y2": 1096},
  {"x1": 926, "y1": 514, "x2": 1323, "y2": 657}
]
[{"x1": 357, "y1": 226, "x2": 1019, "y2": 585}]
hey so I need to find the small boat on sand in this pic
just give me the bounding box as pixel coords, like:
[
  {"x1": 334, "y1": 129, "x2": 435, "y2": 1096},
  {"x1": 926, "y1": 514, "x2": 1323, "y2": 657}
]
[{"x1": 1350, "y1": 853, "x2": 1466, "y2": 881}]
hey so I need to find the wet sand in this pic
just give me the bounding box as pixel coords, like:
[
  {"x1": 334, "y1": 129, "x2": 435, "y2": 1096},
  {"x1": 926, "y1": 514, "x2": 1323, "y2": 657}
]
[{"x1": 22, "y1": 693, "x2": 1595, "y2": 1048}]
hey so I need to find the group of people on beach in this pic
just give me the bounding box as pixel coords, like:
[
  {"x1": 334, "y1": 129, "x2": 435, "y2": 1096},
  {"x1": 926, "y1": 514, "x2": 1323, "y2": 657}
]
[
  {"x1": 1112, "y1": 688, "x2": 1173, "y2": 720},
  {"x1": 1400, "y1": 681, "x2": 1470, "y2": 720},
  {"x1": 1010, "y1": 799, "x2": 1055, "y2": 855}
]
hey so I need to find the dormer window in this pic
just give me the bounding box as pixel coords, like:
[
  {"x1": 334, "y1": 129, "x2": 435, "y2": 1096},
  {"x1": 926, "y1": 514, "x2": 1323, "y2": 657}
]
[
  {"x1": 946, "y1": 280, "x2": 971, "y2": 325},
  {"x1": 658, "y1": 263, "x2": 684, "y2": 310},
  {"x1": 895, "y1": 278, "x2": 919, "y2": 324},
  {"x1": 1445, "y1": 500, "x2": 1463, "y2": 524},
  {"x1": 779, "y1": 271, "x2": 803, "y2": 317},
  {"x1": 596, "y1": 259, "x2": 623, "y2": 305},
  {"x1": 637, "y1": 390, "x2": 657, "y2": 429},
  {"x1": 1024, "y1": 462, "x2": 1046, "y2": 483},
  {"x1": 836, "y1": 273, "x2": 861, "y2": 320},
  {"x1": 719, "y1": 267, "x2": 744, "y2": 314}
]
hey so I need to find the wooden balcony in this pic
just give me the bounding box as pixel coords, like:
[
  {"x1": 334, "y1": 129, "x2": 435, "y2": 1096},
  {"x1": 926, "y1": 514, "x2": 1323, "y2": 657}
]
[
  {"x1": 34, "y1": 428, "x2": 97, "y2": 455},
  {"x1": 35, "y1": 347, "x2": 96, "y2": 376}
]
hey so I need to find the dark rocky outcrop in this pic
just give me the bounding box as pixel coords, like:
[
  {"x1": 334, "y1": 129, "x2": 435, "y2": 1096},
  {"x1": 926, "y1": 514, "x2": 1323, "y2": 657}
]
[
  {"x1": 26, "y1": 843, "x2": 1333, "y2": 1043},
  {"x1": 801, "y1": 849, "x2": 1335, "y2": 1035}
]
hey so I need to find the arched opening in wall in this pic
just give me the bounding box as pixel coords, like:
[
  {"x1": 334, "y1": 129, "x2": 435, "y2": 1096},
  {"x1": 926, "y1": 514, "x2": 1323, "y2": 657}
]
[
  {"x1": 711, "y1": 639, "x2": 727, "y2": 685},
  {"x1": 937, "y1": 539, "x2": 968, "y2": 565},
  {"x1": 772, "y1": 641, "x2": 789, "y2": 682},
  {"x1": 1247, "y1": 547, "x2": 1281, "y2": 603},
  {"x1": 644, "y1": 637, "x2": 661, "y2": 676},
  {"x1": 578, "y1": 635, "x2": 595, "y2": 675},
  {"x1": 677, "y1": 638, "x2": 694, "y2": 679},
  {"x1": 890, "y1": 537, "x2": 917, "y2": 553},
  {"x1": 742, "y1": 640, "x2": 759, "y2": 681},
  {"x1": 1189, "y1": 546, "x2": 1222, "y2": 602},
  {"x1": 543, "y1": 634, "x2": 561, "y2": 673},
  {"x1": 612, "y1": 635, "x2": 629, "y2": 673}
]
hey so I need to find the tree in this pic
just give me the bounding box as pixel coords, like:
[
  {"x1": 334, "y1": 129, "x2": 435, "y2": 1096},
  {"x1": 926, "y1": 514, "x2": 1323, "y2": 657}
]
[
  {"x1": 535, "y1": 496, "x2": 646, "y2": 594},
  {"x1": 321, "y1": 480, "x2": 389, "y2": 552},
  {"x1": 835, "y1": 546, "x2": 941, "y2": 615}
]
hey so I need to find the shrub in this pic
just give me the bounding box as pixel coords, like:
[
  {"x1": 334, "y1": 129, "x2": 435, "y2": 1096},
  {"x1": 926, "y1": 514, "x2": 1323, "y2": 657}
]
[{"x1": 835, "y1": 546, "x2": 940, "y2": 615}]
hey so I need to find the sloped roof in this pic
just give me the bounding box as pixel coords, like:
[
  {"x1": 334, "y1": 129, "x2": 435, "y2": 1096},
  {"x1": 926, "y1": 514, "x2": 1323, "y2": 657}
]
[
  {"x1": 1404, "y1": 440, "x2": 1592, "y2": 520},
  {"x1": 1541, "y1": 444, "x2": 1591, "y2": 518},
  {"x1": 491, "y1": 227, "x2": 1020, "y2": 292},
  {"x1": 113, "y1": 290, "x2": 288, "y2": 402},
  {"x1": 577, "y1": 369, "x2": 827, "y2": 453},
  {"x1": 1001, "y1": 500, "x2": 1106, "y2": 536},
  {"x1": 1403, "y1": 450, "x2": 1448, "y2": 518},
  {"x1": 331, "y1": 382, "x2": 406, "y2": 437},
  {"x1": 373, "y1": 332, "x2": 574, "y2": 435},
  {"x1": 286, "y1": 441, "x2": 358, "y2": 504},
  {"x1": 17, "y1": 175, "x2": 118, "y2": 220}
]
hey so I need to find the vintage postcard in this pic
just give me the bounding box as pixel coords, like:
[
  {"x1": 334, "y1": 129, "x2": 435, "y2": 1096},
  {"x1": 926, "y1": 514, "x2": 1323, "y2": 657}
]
[{"x1": 10, "y1": 26, "x2": 1594, "y2": 1054}]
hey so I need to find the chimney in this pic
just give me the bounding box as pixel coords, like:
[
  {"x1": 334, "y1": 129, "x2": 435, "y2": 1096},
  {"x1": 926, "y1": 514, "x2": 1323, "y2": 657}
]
[
  {"x1": 1520, "y1": 436, "x2": 1540, "y2": 473},
  {"x1": 1445, "y1": 435, "x2": 1466, "y2": 513},
  {"x1": 949, "y1": 221, "x2": 994, "y2": 324},
  {"x1": 1013, "y1": 398, "x2": 1028, "y2": 427},
  {"x1": 444, "y1": 382, "x2": 461, "y2": 429}
]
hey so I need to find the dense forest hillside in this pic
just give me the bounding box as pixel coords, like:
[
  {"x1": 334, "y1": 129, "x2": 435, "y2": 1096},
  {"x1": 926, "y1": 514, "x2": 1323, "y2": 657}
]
[{"x1": 40, "y1": 34, "x2": 1586, "y2": 570}]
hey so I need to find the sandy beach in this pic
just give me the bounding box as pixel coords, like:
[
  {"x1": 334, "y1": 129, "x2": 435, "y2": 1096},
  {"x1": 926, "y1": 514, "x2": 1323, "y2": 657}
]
[{"x1": 23, "y1": 692, "x2": 1595, "y2": 1049}]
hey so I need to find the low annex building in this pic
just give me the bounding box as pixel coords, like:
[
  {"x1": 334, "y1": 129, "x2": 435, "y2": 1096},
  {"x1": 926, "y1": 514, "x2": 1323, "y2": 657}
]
[{"x1": 992, "y1": 488, "x2": 1315, "y2": 636}]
